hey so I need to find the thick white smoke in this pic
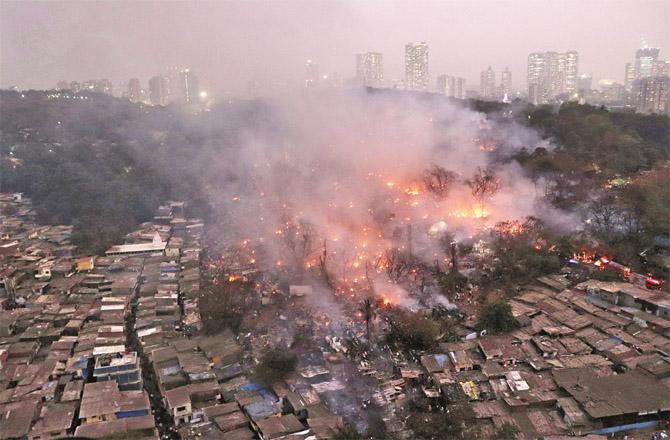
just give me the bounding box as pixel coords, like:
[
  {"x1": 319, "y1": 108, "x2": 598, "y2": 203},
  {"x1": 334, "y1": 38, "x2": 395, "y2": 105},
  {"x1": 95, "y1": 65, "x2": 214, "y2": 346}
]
[{"x1": 206, "y1": 89, "x2": 571, "y2": 304}]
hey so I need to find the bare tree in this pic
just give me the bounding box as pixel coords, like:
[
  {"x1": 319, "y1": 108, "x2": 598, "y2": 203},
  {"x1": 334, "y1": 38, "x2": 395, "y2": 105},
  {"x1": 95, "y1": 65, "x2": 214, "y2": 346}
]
[
  {"x1": 361, "y1": 298, "x2": 375, "y2": 341},
  {"x1": 466, "y1": 166, "x2": 501, "y2": 213},
  {"x1": 319, "y1": 239, "x2": 334, "y2": 288},
  {"x1": 423, "y1": 165, "x2": 457, "y2": 199},
  {"x1": 381, "y1": 248, "x2": 413, "y2": 282},
  {"x1": 280, "y1": 217, "x2": 318, "y2": 271}
]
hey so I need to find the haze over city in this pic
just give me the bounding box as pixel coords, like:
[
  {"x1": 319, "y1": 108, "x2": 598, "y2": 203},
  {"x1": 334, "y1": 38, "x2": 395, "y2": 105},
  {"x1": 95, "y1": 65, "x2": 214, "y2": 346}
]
[
  {"x1": 1, "y1": 1, "x2": 670, "y2": 439},
  {"x1": 1, "y1": 0, "x2": 669, "y2": 96}
]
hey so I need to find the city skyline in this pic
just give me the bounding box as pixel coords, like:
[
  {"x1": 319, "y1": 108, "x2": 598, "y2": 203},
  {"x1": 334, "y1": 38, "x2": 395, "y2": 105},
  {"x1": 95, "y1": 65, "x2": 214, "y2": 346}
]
[{"x1": 1, "y1": 0, "x2": 668, "y2": 96}]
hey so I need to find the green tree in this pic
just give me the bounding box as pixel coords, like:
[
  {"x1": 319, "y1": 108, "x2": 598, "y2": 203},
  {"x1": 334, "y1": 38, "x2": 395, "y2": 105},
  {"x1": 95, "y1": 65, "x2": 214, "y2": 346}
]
[
  {"x1": 386, "y1": 310, "x2": 440, "y2": 352},
  {"x1": 406, "y1": 403, "x2": 472, "y2": 439},
  {"x1": 254, "y1": 348, "x2": 298, "y2": 387},
  {"x1": 478, "y1": 300, "x2": 516, "y2": 334}
]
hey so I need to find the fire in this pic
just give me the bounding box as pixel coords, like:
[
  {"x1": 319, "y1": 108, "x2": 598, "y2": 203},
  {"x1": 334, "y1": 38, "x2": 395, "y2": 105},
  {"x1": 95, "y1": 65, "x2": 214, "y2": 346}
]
[
  {"x1": 382, "y1": 298, "x2": 391, "y2": 306},
  {"x1": 228, "y1": 274, "x2": 240, "y2": 282},
  {"x1": 450, "y1": 206, "x2": 489, "y2": 219},
  {"x1": 499, "y1": 222, "x2": 526, "y2": 235},
  {"x1": 405, "y1": 186, "x2": 421, "y2": 196}
]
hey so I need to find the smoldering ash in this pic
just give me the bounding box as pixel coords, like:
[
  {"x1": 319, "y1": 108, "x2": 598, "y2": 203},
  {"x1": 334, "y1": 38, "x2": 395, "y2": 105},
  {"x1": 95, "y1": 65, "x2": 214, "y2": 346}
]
[{"x1": 207, "y1": 90, "x2": 570, "y2": 307}]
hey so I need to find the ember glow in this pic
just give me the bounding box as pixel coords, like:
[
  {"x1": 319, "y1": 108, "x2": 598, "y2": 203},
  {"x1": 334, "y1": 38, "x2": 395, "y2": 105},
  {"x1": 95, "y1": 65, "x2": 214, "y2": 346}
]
[{"x1": 209, "y1": 92, "x2": 568, "y2": 305}]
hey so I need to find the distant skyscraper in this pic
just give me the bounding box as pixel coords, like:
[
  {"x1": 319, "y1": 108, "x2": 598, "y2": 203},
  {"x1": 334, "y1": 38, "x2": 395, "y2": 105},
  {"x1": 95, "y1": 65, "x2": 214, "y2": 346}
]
[
  {"x1": 578, "y1": 74, "x2": 593, "y2": 94},
  {"x1": 149, "y1": 76, "x2": 169, "y2": 106},
  {"x1": 405, "y1": 42, "x2": 429, "y2": 91},
  {"x1": 600, "y1": 81, "x2": 625, "y2": 104},
  {"x1": 305, "y1": 60, "x2": 320, "y2": 88},
  {"x1": 635, "y1": 48, "x2": 660, "y2": 79},
  {"x1": 527, "y1": 51, "x2": 579, "y2": 104},
  {"x1": 624, "y1": 47, "x2": 668, "y2": 105},
  {"x1": 480, "y1": 66, "x2": 496, "y2": 99},
  {"x1": 500, "y1": 67, "x2": 512, "y2": 98},
  {"x1": 128, "y1": 78, "x2": 141, "y2": 102},
  {"x1": 437, "y1": 75, "x2": 465, "y2": 99},
  {"x1": 624, "y1": 62, "x2": 636, "y2": 92},
  {"x1": 97, "y1": 79, "x2": 112, "y2": 95},
  {"x1": 653, "y1": 60, "x2": 670, "y2": 77},
  {"x1": 356, "y1": 52, "x2": 384, "y2": 86},
  {"x1": 56, "y1": 80, "x2": 69, "y2": 91},
  {"x1": 180, "y1": 69, "x2": 200, "y2": 103},
  {"x1": 562, "y1": 51, "x2": 579, "y2": 96},
  {"x1": 632, "y1": 76, "x2": 669, "y2": 113},
  {"x1": 69, "y1": 81, "x2": 80, "y2": 93}
]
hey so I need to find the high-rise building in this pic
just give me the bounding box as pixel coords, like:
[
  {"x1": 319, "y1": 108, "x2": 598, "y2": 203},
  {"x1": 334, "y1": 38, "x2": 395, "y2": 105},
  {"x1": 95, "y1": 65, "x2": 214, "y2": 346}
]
[
  {"x1": 356, "y1": 52, "x2": 384, "y2": 86},
  {"x1": 149, "y1": 76, "x2": 169, "y2": 106},
  {"x1": 98, "y1": 79, "x2": 113, "y2": 95},
  {"x1": 600, "y1": 81, "x2": 625, "y2": 104},
  {"x1": 632, "y1": 76, "x2": 669, "y2": 113},
  {"x1": 180, "y1": 69, "x2": 200, "y2": 103},
  {"x1": 653, "y1": 60, "x2": 670, "y2": 77},
  {"x1": 562, "y1": 51, "x2": 579, "y2": 97},
  {"x1": 436, "y1": 75, "x2": 465, "y2": 99},
  {"x1": 527, "y1": 52, "x2": 547, "y2": 104},
  {"x1": 624, "y1": 63, "x2": 636, "y2": 92},
  {"x1": 128, "y1": 78, "x2": 141, "y2": 103},
  {"x1": 578, "y1": 74, "x2": 593, "y2": 95},
  {"x1": 69, "y1": 81, "x2": 80, "y2": 93},
  {"x1": 623, "y1": 47, "x2": 669, "y2": 105},
  {"x1": 527, "y1": 51, "x2": 579, "y2": 104},
  {"x1": 500, "y1": 67, "x2": 512, "y2": 98},
  {"x1": 480, "y1": 66, "x2": 496, "y2": 99},
  {"x1": 56, "y1": 80, "x2": 69, "y2": 90},
  {"x1": 635, "y1": 48, "x2": 660, "y2": 79},
  {"x1": 166, "y1": 66, "x2": 182, "y2": 103},
  {"x1": 405, "y1": 42, "x2": 429, "y2": 91},
  {"x1": 305, "y1": 60, "x2": 320, "y2": 88}
]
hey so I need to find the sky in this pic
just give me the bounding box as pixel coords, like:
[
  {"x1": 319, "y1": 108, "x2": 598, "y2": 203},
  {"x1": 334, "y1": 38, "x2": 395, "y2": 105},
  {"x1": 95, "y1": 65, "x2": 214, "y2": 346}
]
[{"x1": 1, "y1": 0, "x2": 669, "y2": 96}]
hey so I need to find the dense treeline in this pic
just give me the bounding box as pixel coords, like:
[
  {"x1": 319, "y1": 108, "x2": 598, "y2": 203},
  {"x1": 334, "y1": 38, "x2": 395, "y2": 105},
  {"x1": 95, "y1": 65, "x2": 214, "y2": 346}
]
[
  {"x1": 1, "y1": 90, "x2": 668, "y2": 263},
  {"x1": 0, "y1": 90, "x2": 265, "y2": 252}
]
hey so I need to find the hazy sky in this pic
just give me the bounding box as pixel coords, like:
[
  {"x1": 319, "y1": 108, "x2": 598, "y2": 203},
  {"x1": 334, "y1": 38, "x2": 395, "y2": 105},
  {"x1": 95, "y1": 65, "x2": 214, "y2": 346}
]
[{"x1": 1, "y1": 0, "x2": 668, "y2": 96}]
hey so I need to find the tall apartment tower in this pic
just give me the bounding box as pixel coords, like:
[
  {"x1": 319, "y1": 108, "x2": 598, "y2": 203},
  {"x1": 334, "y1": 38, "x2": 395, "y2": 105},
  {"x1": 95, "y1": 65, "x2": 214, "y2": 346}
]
[
  {"x1": 635, "y1": 48, "x2": 660, "y2": 79},
  {"x1": 405, "y1": 42, "x2": 429, "y2": 91},
  {"x1": 624, "y1": 63, "x2": 636, "y2": 92},
  {"x1": 127, "y1": 78, "x2": 141, "y2": 103},
  {"x1": 437, "y1": 75, "x2": 466, "y2": 99},
  {"x1": 480, "y1": 66, "x2": 496, "y2": 99},
  {"x1": 500, "y1": 67, "x2": 512, "y2": 98},
  {"x1": 356, "y1": 52, "x2": 384, "y2": 86},
  {"x1": 149, "y1": 76, "x2": 169, "y2": 106},
  {"x1": 305, "y1": 60, "x2": 320, "y2": 88},
  {"x1": 180, "y1": 69, "x2": 199, "y2": 104},
  {"x1": 527, "y1": 51, "x2": 579, "y2": 104}
]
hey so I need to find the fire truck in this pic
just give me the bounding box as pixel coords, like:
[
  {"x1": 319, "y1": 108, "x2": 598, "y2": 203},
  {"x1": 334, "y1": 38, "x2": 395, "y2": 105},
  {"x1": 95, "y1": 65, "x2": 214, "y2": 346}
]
[{"x1": 595, "y1": 256, "x2": 664, "y2": 290}]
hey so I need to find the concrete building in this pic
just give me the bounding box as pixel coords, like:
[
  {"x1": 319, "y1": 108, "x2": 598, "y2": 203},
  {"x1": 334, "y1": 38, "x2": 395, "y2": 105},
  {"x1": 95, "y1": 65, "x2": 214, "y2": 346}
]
[
  {"x1": 127, "y1": 78, "x2": 141, "y2": 103},
  {"x1": 479, "y1": 66, "x2": 496, "y2": 100},
  {"x1": 356, "y1": 52, "x2": 383, "y2": 86},
  {"x1": 305, "y1": 60, "x2": 320, "y2": 89},
  {"x1": 527, "y1": 50, "x2": 579, "y2": 104},
  {"x1": 105, "y1": 232, "x2": 166, "y2": 256},
  {"x1": 149, "y1": 75, "x2": 169, "y2": 106},
  {"x1": 632, "y1": 75, "x2": 669, "y2": 113},
  {"x1": 500, "y1": 67, "x2": 512, "y2": 99},
  {"x1": 405, "y1": 42, "x2": 429, "y2": 91},
  {"x1": 93, "y1": 351, "x2": 143, "y2": 391},
  {"x1": 436, "y1": 75, "x2": 466, "y2": 99}
]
